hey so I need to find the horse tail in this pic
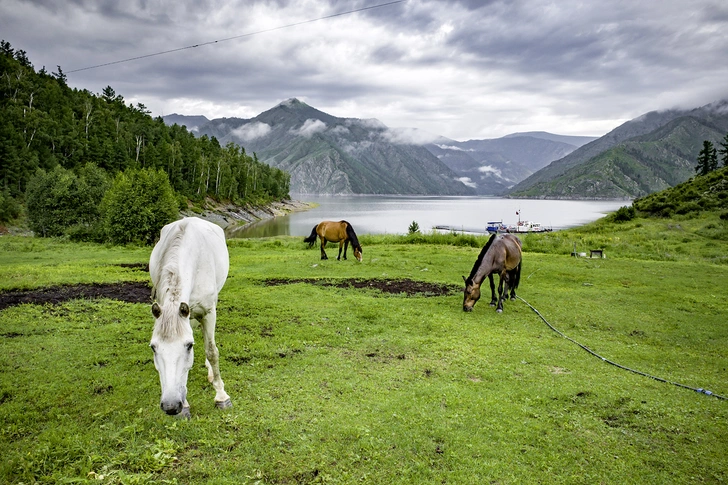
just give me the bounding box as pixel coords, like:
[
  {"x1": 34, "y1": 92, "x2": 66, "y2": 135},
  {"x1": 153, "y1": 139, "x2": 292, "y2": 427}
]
[
  {"x1": 303, "y1": 225, "x2": 318, "y2": 247},
  {"x1": 343, "y1": 221, "x2": 361, "y2": 250}
]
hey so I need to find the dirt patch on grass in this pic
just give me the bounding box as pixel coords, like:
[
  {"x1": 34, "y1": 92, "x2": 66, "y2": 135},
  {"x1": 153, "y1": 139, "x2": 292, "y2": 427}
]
[
  {"x1": 264, "y1": 278, "x2": 459, "y2": 297},
  {"x1": 0, "y1": 282, "x2": 152, "y2": 310}
]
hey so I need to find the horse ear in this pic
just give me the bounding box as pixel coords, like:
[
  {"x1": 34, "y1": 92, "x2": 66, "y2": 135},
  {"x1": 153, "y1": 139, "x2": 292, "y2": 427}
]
[
  {"x1": 179, "y1": 302, "x2": 190, "y2": 318},
  {"x1": 151, "y1": 302, "x2": 162, "y2": 318},
  {"x1": 462, "y1": 275, "x2": 467, "y2": 283}
]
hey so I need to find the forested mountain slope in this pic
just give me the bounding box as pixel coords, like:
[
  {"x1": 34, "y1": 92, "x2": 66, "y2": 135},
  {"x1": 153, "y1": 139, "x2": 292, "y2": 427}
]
[
  {"x1": 0, "y1": 41, "x2": 290, "y2": 214},
  {"x1": 509, "y1": 100, "x2": 728, "y2": 199}
]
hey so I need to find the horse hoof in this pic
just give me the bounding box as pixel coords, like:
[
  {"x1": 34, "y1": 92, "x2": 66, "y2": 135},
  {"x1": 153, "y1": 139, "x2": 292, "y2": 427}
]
[
  {"x1": 496, "y1": 308, "x2": 503, "y2": 313},
  {"x1": 489, "y1": 303, "x2": 496, "y2": 307},
  {"x1": 216, "y1": 398, "x2": 232, "y2": 410},
  {"x1": 176, "y1": 407, "x2": 191, "y2": 420}
]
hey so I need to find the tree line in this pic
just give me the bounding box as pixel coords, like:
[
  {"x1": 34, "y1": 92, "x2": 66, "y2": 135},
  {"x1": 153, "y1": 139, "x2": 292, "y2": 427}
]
[
  {"x1": 695, "y1": 134, "x2": 728, "y2": 176},
  {"x1": 0, "y1": 40, "x2": 290, "y2": 243}
]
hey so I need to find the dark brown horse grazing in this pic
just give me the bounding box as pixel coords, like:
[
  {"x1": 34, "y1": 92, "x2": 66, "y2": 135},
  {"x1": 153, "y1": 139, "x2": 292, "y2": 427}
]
[
  {"x1": 304, "y1": 220, "x2": 363, "y2": 261},
  {"x1": 463, "y1": 233, "x2": 522, "y2": 313}
]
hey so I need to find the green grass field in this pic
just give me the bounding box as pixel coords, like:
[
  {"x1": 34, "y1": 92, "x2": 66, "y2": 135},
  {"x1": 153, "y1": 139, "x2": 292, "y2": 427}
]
[{"x1": 1, "y1": 214, "x2": 727, "y2": 484}]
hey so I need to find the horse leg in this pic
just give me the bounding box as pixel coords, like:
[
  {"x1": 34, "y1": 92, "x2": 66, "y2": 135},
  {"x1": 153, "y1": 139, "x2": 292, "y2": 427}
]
[
  {"x1": 337, "y1": 241, "x2": 344, "y2": 260},
  {"x1": 496, "y1": 272, "x2": 507, "y2": 313},
  {"x1": 508, "y1": 269, "x2": 517, "y2": 300},
  {"x1": 489, "y1": 273, "x2": 497, "y2": 306},
  {"x1": 320, "y1": 237, "x2": 328, "y2": 260},
  {"x1": 343, "y1": 240, "x2": 349, "y2": 260},
  {"x1": 200, "y1": 308, "x2": 232, "y2": 409}
]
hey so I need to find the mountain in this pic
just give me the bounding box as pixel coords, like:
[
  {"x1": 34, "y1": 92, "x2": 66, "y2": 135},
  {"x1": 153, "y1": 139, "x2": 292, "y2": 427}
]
[
  {"x1": 164, "y1": 103, "x2": 590, "y2": 196},
  {"x1": 502, "y1": 131, "x2": 597, "y2": 147},
  {"x1": 166, "y1": 99, "x2": 473, "y2": 195},
  {"x1": 425, "y1": 135, "x2": 588, "y2": 195},
  {"x1": 161, "y1": 113, "x2": 209, "y2": 131},
  {"x1": 509, "y1": 100, "x2": 728, "y2": 198}
]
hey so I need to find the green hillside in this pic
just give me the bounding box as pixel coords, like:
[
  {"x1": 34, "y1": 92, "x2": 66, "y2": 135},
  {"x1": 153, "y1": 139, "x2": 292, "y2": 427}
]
[
  {"x1": 509, "y1": 103, "x2": 728, "y2": 199},
  {"x1": 0, "y1": 41, "x2": 291, "y2": 224},
  {"x1": 633, "y1": 165, "x2": 728, "y2": 218}
]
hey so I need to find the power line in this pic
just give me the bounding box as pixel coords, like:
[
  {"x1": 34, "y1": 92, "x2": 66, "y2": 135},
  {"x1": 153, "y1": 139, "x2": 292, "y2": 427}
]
[{"x1": 68, "y1": 0, "x2": 406, "y2": 74}]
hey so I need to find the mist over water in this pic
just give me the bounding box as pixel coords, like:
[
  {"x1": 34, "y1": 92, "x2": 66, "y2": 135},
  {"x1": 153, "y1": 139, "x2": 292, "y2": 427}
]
[{"x1": 226, "y1": 195, "x2": 629, "y2": 238}]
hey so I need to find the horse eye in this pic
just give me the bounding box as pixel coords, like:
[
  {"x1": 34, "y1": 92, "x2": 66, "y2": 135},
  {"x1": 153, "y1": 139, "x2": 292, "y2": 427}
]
[
  {"x1": 186, "y1": 342, "x2": 194, "y2": 352},
  {"x1": 150, "y1": 344, "x2": 157, "y2": 353}
]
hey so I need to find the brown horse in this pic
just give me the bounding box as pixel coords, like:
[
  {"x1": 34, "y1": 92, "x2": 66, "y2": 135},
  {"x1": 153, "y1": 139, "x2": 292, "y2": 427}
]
[
  {"x1": 303, "y1": 220, "x2": 363, "y2": 261},
  {"x1": 463, "y1": 233, "x2": 522, "y2": 313}
]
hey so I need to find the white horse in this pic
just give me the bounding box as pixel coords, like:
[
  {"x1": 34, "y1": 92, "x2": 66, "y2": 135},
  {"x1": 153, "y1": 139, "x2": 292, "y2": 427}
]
[{"x1": 149, "y1": 217, "x2": 230, "y2": 417}]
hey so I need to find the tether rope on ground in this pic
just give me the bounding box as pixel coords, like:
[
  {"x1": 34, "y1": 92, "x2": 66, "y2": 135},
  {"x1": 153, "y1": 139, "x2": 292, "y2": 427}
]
[{"x1": 517, "y1": 296, "x2": 727, "y2": 401}]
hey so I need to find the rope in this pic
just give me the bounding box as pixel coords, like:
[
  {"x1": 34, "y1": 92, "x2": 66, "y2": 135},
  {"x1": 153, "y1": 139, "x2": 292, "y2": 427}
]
[{"x1": 517, "y1": 296, "x2": 727, "y2": 401}]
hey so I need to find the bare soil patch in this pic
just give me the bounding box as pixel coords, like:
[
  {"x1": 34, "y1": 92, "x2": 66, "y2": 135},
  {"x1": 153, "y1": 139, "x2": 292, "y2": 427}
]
[
  {"x1": 263, "y1": 278, "x2": 459, "y2": 297},
  {"x1": 0, "y1": 282, "x2": 152, "y2": 310}
]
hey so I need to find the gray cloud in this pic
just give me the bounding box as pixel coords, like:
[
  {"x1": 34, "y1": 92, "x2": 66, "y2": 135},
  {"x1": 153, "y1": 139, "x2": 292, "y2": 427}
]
[
  {"x1": 2, "y1": 0, "x2": 727, "y2": 140},
  {"x1": 291, "y1": 119, "x2": 327, "y2": 138},
  {"x1": 232, "y1": 122, "x2": 272, "y2": 142}
]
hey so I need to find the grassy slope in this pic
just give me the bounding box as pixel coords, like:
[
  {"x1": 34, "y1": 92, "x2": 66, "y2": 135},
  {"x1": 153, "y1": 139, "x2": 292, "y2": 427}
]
[{"x1": 0, "y1": 216, "x2": 727, "y2": 484}]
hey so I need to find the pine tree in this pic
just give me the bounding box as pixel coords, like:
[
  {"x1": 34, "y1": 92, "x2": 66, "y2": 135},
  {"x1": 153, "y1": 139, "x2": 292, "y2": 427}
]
[
  {"x1": 719, "y1": 133, "x2": 728, "y2": 168},
  {"x1": 696, "y1": 140, "x2": 717, "y2": 176}
]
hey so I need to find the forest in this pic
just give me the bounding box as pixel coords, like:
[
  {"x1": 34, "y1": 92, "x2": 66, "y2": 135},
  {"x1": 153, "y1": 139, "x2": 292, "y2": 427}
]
[{"x1": 0, "y1": 40, "x2": 290, "y2": 238}]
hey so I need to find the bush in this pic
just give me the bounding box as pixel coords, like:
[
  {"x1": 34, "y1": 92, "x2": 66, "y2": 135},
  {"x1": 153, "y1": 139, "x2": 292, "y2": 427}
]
[
  {"x1": 25, "y1": 164, "x2": 108, "y2": 237},
  {"x1": 609, "y1": 205, "x2": 636, "y2": 223},
  {"x1": 676, "y1": 201, "x2": 701, "y2": 215},
  {"x1": 100, "y1": 168, "x2": 178, "y2": 245},
  {"x1": 0, "y1": 189, "x2": 21, "y2": 223}
]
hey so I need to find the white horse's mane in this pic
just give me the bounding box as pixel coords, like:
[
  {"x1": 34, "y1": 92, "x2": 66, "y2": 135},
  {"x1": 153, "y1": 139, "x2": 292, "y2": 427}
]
[
  {"x1": 153, "y1": 224, "x2": 189, "y2": 339},
  {"x1": 154, "y1": 300, "x2": 188, "y2": 339}
]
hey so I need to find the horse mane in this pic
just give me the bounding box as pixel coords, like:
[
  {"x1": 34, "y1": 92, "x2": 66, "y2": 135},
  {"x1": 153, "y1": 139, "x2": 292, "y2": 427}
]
[
  {"x1": 153, "y1": 223, "x2": 188, "y2": 338},
  {"x1": 343, "y1": 221, "x2": 361, "y2": 249},
  {"x1": 154, "y1": 300, "x2": 189, "y2": 338},
  {"x1": 466, "y1": 233, "x2": 497, "y2": 283}
]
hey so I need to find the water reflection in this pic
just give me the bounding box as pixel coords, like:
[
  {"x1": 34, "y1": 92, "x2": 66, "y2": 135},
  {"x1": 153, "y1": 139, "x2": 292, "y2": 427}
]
[{"x1": 226, "y1": 216, "x2": 292, "y2": 238}]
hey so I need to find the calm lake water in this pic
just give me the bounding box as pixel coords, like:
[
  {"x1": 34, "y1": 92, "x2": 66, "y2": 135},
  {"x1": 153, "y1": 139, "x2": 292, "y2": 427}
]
[{"x1": 226, "y1": 195, "x2": 630, "y2": 238}]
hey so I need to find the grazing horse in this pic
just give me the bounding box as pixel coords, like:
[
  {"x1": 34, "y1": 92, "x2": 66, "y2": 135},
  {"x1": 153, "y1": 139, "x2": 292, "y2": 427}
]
[
  {"x1": 149, "y1": 217, "x2": 230, "y2": 417},
  {"x1": 303, "y1": 220, "x2": 363, "y2": 261},
  {"x1": 463, "y1": 233, "x2": 522, "y2": 313}
]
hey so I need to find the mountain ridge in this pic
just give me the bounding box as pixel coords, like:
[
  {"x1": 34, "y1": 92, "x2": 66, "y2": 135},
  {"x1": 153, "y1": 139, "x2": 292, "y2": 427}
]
[
  {"x1": 165, "y1": 99, "x2": 585, "y2": 195},
  {"x1": 181, "y1": 99, "x2": 473, "y2": 195},
  {"x1": 508, "y1": 100, "x2": 728, "y2": 199}
]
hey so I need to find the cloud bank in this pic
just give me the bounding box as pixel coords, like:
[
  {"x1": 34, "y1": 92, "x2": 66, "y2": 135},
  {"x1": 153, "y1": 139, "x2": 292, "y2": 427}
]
[{"x1": 3, "y1": 0, "x2": 727, "y2": 140}]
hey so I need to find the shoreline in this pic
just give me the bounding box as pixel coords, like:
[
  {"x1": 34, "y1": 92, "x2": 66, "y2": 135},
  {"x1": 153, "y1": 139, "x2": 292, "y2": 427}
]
[{"x1": 180, "y1": 198, "x2": 314, "y2": 231}]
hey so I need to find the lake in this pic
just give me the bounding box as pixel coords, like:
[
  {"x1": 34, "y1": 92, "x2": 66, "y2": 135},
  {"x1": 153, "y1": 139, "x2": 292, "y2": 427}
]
[{"x1": 226, "y1": 195, "x2": 630, "y2": 238}]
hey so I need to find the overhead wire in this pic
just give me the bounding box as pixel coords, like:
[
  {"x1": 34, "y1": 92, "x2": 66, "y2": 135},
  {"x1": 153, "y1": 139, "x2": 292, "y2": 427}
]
[
  {"x1": 68, "y1": 0, "x2": 407, "y2": 73},
  {"x1": 517, "y1": 296, "x2": 727, "y2": 401}
]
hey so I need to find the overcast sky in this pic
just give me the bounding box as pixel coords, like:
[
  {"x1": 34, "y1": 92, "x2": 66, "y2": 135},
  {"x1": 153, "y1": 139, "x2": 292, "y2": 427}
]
[{"x1": 3, "y1": 0, "x2": 728, "y2": 140}]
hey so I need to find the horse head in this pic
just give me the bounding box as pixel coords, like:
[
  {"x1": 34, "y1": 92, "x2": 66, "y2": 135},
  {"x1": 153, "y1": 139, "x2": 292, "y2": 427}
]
[
  {"x1": 354, "y1": 245, "x2": 363, "y2": 262},
  {"x1": 462, "y1": 275, "x2": 481, "y2": 312},
  {"x1": 150, "y1": 301, "x2": 194, "y2": 416}
]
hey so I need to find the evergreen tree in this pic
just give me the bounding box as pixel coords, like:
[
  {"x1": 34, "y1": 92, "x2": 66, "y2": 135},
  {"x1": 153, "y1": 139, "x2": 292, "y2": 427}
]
[
  {"x1": 696, "y1": 140, "x2": 718, "y2": 176},
  {"x1": 719, "y1": 133, "x2": 728, "y2": 168}
]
